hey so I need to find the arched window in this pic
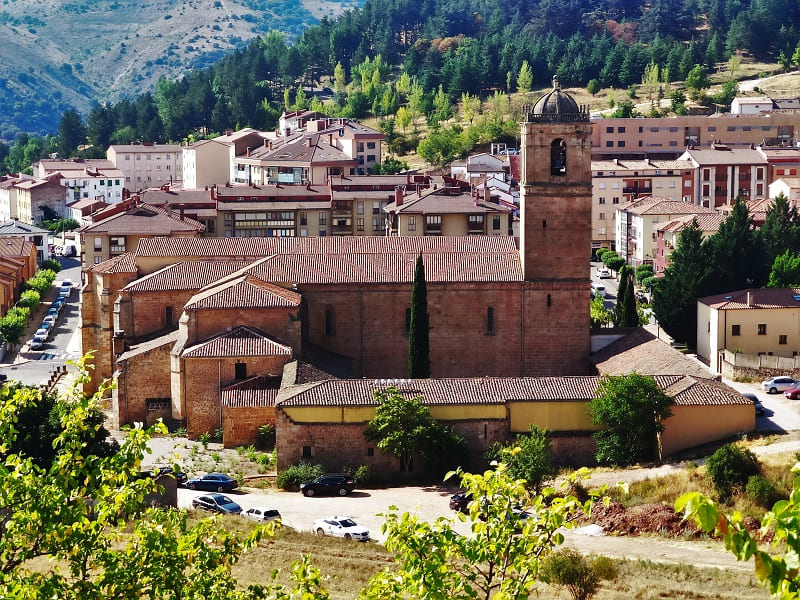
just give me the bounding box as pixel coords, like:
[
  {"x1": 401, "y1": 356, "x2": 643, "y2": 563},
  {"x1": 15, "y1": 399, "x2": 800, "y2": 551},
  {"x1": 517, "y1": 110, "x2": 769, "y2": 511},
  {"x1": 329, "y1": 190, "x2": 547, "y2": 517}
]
[
  {"x1": 551, "y1": 138, "x2": 567, "y2": 176},
  {"x1": 325, "y1": 306, "x2": 335, "y2": 336},
  {"x1": 165, "y1": 305, "x2": 173, "y2": 327},
  {"x1": 487, "y1": 307, "x2": 495, "y2": 333}
]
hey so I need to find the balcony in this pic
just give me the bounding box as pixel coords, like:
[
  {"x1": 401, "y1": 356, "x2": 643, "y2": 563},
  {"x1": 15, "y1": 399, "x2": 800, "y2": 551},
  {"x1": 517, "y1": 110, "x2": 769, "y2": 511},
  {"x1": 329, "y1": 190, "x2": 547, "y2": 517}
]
[
  {"x1": 331, "y1": 204, "x2": 351, "y2": 218},
  {"x1": 623, "y1": 187, "x2": 651, "y2": 194}
]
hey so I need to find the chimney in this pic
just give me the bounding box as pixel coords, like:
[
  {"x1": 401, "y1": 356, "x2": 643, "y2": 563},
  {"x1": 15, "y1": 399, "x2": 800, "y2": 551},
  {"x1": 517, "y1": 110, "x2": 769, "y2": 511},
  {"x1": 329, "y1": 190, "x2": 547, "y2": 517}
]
[
  {"x1": 284, "y1": 127, "x2": 290, "y2": 138},
  {"x1": 747, "y1": 291, "x2": 754, "y2": 307},
  {"x1": 263, "y1": 138, "x2": 268, "y2": 147},
  {"x1": 269, "y1": 141, "x2": 273, "y2": 151},
  {"x1": 329, "y1": 133, "x2": 333, "y2": 145},
  {"x1": 306, "y1": 137, "x2": 313, "y2": 147},
  {"x1": 180, "y1": 207, "x2": 185, "y2": 221},
  {"x1": 484, "y1": 186, "x2": 491, "y2": 204},
  {"x1": 394, "y1": 186, "x2": 404, "y2": 206},
  {"x1": 247, "y1": 148, "x2": 251, "y2": 157}
]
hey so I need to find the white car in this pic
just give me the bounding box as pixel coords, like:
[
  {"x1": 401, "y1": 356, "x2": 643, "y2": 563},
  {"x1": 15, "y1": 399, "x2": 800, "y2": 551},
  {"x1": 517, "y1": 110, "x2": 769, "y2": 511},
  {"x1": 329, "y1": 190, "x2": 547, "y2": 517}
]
[
  {"x1": 597, "y1": 267, "x2": 612, "y2": 279},
  {"x1": 312, "y1": 516, "x2": 369, "y2": 541},
  {"x1": 243, "y1": 506, "x2": 281, "y2": 522},
  {"x1": 591, "y1": 283, "x2": 606, "y2": 298},
  {"x1": 761, "y1": 376, "x2": 799, "y2": 394}
]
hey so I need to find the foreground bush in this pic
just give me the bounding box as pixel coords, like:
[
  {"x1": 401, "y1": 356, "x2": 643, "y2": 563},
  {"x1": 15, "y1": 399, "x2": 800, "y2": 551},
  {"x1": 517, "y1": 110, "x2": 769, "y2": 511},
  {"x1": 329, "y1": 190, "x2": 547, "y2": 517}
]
[
  {"x1": 41, "y1": 259, "x2": 61, "y2": 273},
  {"x1": 542, "y1": 548, "x2": 618, "y2": 600},
  {"x1": 16, "y1": 290, "x2": 40, "y2": 310},
  {"x1": 276, "y1": 461, "x2": 324, "y2": 490},
  {"x1": 745, "y1": 474, "x2": 781, "y2": 507},
  {"x1": 706, "y1": 444, "x2": 760, "y2": 501}
]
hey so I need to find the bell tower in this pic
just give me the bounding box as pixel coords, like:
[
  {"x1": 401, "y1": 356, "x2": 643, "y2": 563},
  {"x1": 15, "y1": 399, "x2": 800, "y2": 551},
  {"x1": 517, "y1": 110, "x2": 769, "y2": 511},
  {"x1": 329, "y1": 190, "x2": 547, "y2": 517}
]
[
  {"x1": 520, "y1": 77, "x2": 592, "y2": 280},
  {"x1": 519, "y1": 77, "x2": 592, "y2": 375}
]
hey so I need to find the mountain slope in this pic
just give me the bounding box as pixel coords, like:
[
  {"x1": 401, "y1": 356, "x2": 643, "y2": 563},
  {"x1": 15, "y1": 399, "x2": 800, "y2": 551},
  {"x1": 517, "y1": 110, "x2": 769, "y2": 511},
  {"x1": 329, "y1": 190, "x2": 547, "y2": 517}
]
[{"x1": 0, "y1": 0, "x2": 358, "y2": 139}]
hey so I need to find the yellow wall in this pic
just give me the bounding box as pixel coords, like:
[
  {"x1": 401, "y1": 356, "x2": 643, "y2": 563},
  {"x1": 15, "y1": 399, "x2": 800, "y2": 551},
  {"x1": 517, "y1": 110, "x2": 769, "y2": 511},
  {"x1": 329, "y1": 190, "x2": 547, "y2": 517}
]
[
  {"x1": 710, "y1": 307, "x2": 800, "y2": 358},
  {"x1": 509, "y1": 401, "x2": 597, "y2": 432},
  {"x1": 441, "y1": 214, "x2": 468, "y2": 236},
  {"x1": 662, "y1": 404, "x2": 754, "y2": 456}
]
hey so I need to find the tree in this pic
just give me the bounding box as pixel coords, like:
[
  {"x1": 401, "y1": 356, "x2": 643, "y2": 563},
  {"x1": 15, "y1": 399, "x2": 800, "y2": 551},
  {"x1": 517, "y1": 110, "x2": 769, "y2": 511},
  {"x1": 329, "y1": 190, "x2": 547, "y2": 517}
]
[
  {"x1": 0, "y1": 358, "x2": 317, "y2": 599},
  {"x1": 57, "y1": 108, "x2": 86, "y2": 157},
  {"x1": 364, "y1": 387, "x2": 465, "y2": 476},
  {"x1": 432, "y1": 85, "x2": 452, "y2": 122},
  {"x1": 760, "y1": 192, "x2": 800, "y2": 267},
  {"x1": 408, "y1": 252, "x2": 430, "y2": 378},
  {"x1": 460, "y1": 92, "x2": 481, "y2": 124},
  {"x1": 614, "y1": 265, "x2": 632, "y2": 326},
  {"x1": 588, "y1": 373, "x2": 674, "y2": 465},
  {"x1": 706, "y1": 198, "x2": 767, "y2": 292},
  {"x1": 769, "y1": 251, "x2": 800, "y2": 287},
  {"x1": 363, "y1": 464, "x2": 602, "y2": 598},
  {"x1": 602, "y1": 252, "x2": 625, "y2": 273},
  {"x1": 652, "y1": 222, "x2": 710, "y2": 347},
  {"x1": 488, "y1": 425, "x2": 556, "y2": 492},
  {"x1": 641, "y1": 61, "x2": 660, "y2": 103},
  {"x1": 676, "y1": 466, "x2": 800, "y2": 597},
  {"x1": 517, "y1": 60, "x2": 533, "y2": 93},
  {"x1": 684, "y1": 64, "x2": 710, "y2": 99},
  {"x1": 586, "y1": 79, "x2": 600, "y2": 96},
  {"x1": 590, "y1": 294, "x2": 612, "y2": 328},
  {"x1": 395, "y1": 106, "x2": 412, "y2": 132},
  {"x1": 619, "y1": 269, "x2": 639, "y2": 327},
  {"x1": 779, "y1": 50, "x2": 792, "y2": 73}
]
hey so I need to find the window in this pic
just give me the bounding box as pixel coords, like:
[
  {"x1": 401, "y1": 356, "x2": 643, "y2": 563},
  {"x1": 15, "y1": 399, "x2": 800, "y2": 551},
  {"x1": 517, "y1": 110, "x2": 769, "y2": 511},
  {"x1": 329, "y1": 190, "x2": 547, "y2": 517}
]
[
  {"x1": 731, "y1": 325, "x2": 740, "y2": 336},
  {"x1": 318, "y1": 213, "x2": 327, "y2": 225},
  {"x1": 408, "y1": 216, "x2": 416, "y2": 231},
  {"x1": 357, "y1": 142, "x2": 364, "y2": 152},
  {"x1": 618, "y1": 141, "x2": 625, "y2": 147},
  {"x1": 235, "y1": 362, "x2": 247, "y2": 380},
  {"x1": 606, "y1": 126, "x2": 613, "y2": 133},
  {"x1": 366, "y1": 154, "x2": 376, "y2": 162},
  {"x1": 612, "y1": 197, "x2": 619, "y2": 204},
  {"x1": 357, "y1": 217, "x2": 364, "y2": 231},
  {"x1": 93, "y1": 237, "x2": 102, "y2": 251},
  {"x1": 165, "y1": 306, "x2": 173, "y2": 327},
  {"x1": 367, "y1": 142, "x2": 376, "y2": 149},
  {"x1": 299, "y1": 212, "x2": 307, "y2": 225},
  {"x1": 618, "y1": 126, "x2": 626, "y2": 133},
  {"x1": 598, "y1": 197, "x2": 605, "y2": 204},
  {"x1": 357, "y1": 201, "x2": 364, "y2": 214},
  {"x1": 93, "y1": 256, "x2": 102, "y2": 264},
  {"x1": 758, "y1": 323, "x2": 767, "y2": 335},
  {"x1": 302, "y1": 446, "x2": 313, "y2": 458},
  {"x1": 325, "y1": 306, "x2": 335, "y2": 336},
  {"x1": 599, "y1": 212, "x2": 605, "y2": 220},
  {"x1": 780, "y1": 335, "x2": 788, "y2": 345},
  {"x1": 492, "y1": 215, "x2": 500, "y2": 230},
  {"x1": 487, "y1": 307, "x2": 494, "y2": 333},
  {"x1": 551, "y1": 138, "x2": 566, "y2": 175},
  {"x1": 367, "y1": 447, "x2": 374, "y2": 457},
  {"x1": 372, "y1": 202, "x2": 381, "y2": 215},
  {"x1": 605, "y1": 141, "x2": 614, "y2": 148}
]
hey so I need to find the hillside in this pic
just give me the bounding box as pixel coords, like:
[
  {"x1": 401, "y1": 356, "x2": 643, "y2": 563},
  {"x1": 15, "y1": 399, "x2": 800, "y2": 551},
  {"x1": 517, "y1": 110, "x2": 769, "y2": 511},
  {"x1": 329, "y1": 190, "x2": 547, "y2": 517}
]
[{"x1": 0, "y1": 0, "x2": 358, "y2": 139}]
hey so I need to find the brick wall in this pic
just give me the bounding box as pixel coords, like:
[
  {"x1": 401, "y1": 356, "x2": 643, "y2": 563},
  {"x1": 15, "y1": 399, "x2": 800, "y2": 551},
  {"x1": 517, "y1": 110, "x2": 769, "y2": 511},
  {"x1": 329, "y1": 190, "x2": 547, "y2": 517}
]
[
  {"x1": 223, "y1": 405, "x2": 275, "y2": 447},
  {"x1": 190, "y1": 306, "x2": 301, "y2": 349},
  {"x1": 113, "y1": 339, "x2": 174, "y2": 427}
]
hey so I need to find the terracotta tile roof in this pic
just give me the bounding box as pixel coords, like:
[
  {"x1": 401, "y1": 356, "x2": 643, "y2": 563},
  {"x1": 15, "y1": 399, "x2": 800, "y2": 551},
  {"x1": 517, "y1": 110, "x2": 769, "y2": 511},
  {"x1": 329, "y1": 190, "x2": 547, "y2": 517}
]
[
  {"x1": 78, "y1": 204, "x2": 205, "y2": 235},
  {"x1": 123, "y1": 261, "x2": 250, "y2": 292},
  {"x1": 276, "y1": 375, "x2": 748, "y2": 408},
  {"x1": 0, "y1": 237, "x2": 33, "y2": 258},
  {"x1": 700, "y1": 288, "x2": 800, "y2": 310},
  {"x1": 221, "y1": 375, "x2": 282, "y2": 408},
  {"x1": 185, "y1": 275, "x2": 302, "y2": 310},
  {"x1": 89, "y1": 253, "x2": 138, "y2": 274},
  {"x1": 655, "y1": 213, "x2": 726, "y2": 234},
  {"x1": 215, "y1": 185, "x2": 329, "y2": 199},
  {"x1": 682, "y1": 147, "x2": 768, "y2": 166},
  {"x1": 385, "y1": 187, "x2": 514, "y2": 215},
  {"x1": 592, "y1": 159, "x2": 693, "y2": 171},
  {"x1": 182, "y1": 325, "x2": 293, "y2": 358},
  {"x1": 140, "y1": 189, "x2": 214, "y2": 204},
  {"x1": 619, "y1": 196, "x2": 718, "y2": 216},
  {"x1": 242, "y1": 133, "x2": 356, "y2": 166},
  {"x1": 109, "y1": 144, "x2": 181, "y2": 153},
  {"x1": 117, "y1": 330, "x2": 180, "y2": 362},
  {"x1": 591, "y1": 328, "x2": 715, "y2": 380},
  {"x1": 135, "y1": 236, "x2": 523, "y2": 283}
]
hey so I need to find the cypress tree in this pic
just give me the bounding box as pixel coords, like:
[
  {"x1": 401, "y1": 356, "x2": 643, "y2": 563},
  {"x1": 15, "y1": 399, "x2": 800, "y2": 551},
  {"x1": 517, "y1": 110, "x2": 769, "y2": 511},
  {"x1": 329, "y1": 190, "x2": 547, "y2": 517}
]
[
  {"x1": 622, "y1": 271, "x2": 638, "y2": 327},
  {"x1": 614, "y1": 265, "x2": 631, "y2": 326},
  {"x1": 408, "y1": 252, "x2": 430, "y2": 378}
]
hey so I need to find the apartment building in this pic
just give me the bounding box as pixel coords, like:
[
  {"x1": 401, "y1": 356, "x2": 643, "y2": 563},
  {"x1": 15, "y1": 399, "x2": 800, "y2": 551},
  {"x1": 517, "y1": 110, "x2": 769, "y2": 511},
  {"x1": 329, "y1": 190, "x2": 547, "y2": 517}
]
[
  {"x1": 35, "y1": 159, "x2": 125, "y2": 206},
  {"x1": 384, "y1": 185, "x2": 514, "y2": 236},
  {"x1": 615, "y1": 196, "x2": 717, "y2": 266},
  {"x1": 591, "y1": 158, "x2": 694, "y2": 251},
  {"x1": 450, "y1": 153, "x2": 509, "y2": 183},
  {"x1": 654, "y1": 213, "x2": 726, "y2": 274},
  {"x1": 182, "y1": 139, "x2": 231, "y2": 189},
  {"x1": 769, "y1": 177, "x2": 800, "y2": 208},
  {"x1": 678, "y1": 144, "x2": 768, "y2": 207},
  {"x1": 13, "y1": 174, "x2": 66, "y2": 224},
  {"x1": 592, "y1": 112, "x2": 798, "y2": 159},
  {"x1": 757, "y1": 145, "x2": 800, "y2": 183},
  {"x1": 107, "y1": 144, "x2": 183, "y2": 190}
]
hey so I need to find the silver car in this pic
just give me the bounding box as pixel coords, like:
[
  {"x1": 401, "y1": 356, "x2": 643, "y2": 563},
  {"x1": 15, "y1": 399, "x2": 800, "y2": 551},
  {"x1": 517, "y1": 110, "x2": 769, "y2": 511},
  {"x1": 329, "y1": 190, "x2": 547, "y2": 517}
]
[{"x1": 761, "y1": 376, "x2": 798, "y2": 394}]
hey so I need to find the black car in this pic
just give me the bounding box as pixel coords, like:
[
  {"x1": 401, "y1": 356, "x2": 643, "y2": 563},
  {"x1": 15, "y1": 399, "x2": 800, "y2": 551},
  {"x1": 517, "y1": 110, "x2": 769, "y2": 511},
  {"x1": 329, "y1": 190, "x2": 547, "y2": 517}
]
[
  {"x1": 299, "y1": 473, "x2": 355, "y2": 497},
  {"x1": 449, "y1": 491, "x2": 473, "y2": 513},
  {"x1": 185, "y1": 472, "x2": 238, "y2": 492},
  {"x1": 152, "y1": 465, "x2": 188, "y2": 485},
  {"x1": 191, "y1": 493, "x2": 242, "y2": 514},
  {"x1": 742, "y1": 392, "x2": 765, "y2": 417}
]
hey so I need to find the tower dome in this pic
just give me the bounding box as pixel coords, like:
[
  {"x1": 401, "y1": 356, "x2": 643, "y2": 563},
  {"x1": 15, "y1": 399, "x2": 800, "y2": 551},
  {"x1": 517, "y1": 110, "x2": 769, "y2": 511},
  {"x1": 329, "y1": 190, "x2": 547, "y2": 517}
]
[{"x1": 524, "y1": 77, "x2": 588, "y2": 122}]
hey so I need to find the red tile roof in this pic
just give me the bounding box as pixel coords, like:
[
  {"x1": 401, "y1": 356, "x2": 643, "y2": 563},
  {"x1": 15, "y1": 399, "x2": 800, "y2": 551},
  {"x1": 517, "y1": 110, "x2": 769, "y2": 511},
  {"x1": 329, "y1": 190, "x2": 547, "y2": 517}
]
[
  {"x1": 135, "y1": 236, "x2": 523, "y2": 283},
  {"x1": 619, "y1": 196, "x2": 718, "y2": 216},
  {"x1": 117, "y1": 330, "x2": 181, "y2": 362},
  {"x1": 221, "y1": 375, "x2": 282, "y2": 407},
  {"x1": 276, "y1": 375, "x2": 748, "y2": 408},
  {"x1": 182, "y1": 326, "x2": 293, "y2": 358},
  {"x1": 0, "y1": 237, "x2": 34, "y2": 258},
  {"x1": 185, "y1": 275, "x2": 302, "y2": 310},
  {"x1": 700, "y1": 288, "x2": 800, "y2": 310},
  {"x1": 78, "y1": 204, "x2": 205, "y2": 235},
  {"x1": 123, "y1": 261, "x2": 250, "y2": 292},
  {"x1": 89, "y1": 253, "x2": 138, "y2": 274}
]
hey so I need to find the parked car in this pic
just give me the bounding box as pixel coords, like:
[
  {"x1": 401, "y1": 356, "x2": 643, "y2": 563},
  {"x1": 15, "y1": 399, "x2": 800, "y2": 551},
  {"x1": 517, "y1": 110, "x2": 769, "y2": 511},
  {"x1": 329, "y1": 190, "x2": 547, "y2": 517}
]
[
  {"x1": 312, "y1": 516, "x2": 369, "y2": 541},
  {"x1": 449, "y1": 491, "x2": 473, "y2": 513},
  {"x1": 591, "y1": 284, "x2": 606, "y2": 298},
  {"x1": 784, "y1": 386, "x2": 800, "y2": 400},
  {"x1": 30, "y1": 337, "x2": 44, "y2": 350},
  {"x1": 61, "y1": 279, "x2": 72, "y2": 288},
  {"x1": 243, "y1": 506, "x2": 282, "y2": 522},
  {"x1": 597, "y1": 267, "x2": 612, "y2": 279},
  {"x1": 52, "y1": 297, "x2": 65, "y2": 311},
  {"x1": 185, "y1": 472, "x2": 238, "y2": 492},
  {"x1": 33, "y1": 327, "x2": 49, "y2": 340},
  {"x1": 299, "y1": 473, "x2": 355, "y2": 497},
  {"x1": 742, "y1": 392, "x2": 765, "y2": 415},
  {"x1": 58, "y1": 285, "x2": 71, "y2": 298},
  {"x1": 0, "y1": 373, "x2": 8, "y2": 382},
  {"x1": 191, "y1": 493, "x2": 242, "y2": 514},
  {"x1": 62, "y1": 245, "x2": 77, "y2": 257},
  {"x1": 761, "y1": 376, "x2": 799, "y2": 394},
  {"x1": 43, "y1": 314, "x2": 56, "y2": 327},
  {"x1": 152, "y1": 465, "x2": 188, "y2": 485}
]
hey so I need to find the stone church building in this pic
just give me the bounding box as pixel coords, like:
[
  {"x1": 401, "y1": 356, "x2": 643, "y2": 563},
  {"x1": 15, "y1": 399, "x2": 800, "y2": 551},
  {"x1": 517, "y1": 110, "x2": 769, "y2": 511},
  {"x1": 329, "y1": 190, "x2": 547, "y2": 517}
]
[{"x1": 82, "y1": 83, "x2": 601, "y2": 445}]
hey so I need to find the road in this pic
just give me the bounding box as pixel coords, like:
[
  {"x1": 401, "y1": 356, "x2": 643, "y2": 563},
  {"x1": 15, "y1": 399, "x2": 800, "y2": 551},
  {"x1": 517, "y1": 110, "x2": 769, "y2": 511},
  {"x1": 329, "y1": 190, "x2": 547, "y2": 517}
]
[
  {"x1": 591, "y1": 260, "x2": 619, "y2": 311},
  {"x1": 0, "y1": 256, "x2": 83, "y2": 386}
]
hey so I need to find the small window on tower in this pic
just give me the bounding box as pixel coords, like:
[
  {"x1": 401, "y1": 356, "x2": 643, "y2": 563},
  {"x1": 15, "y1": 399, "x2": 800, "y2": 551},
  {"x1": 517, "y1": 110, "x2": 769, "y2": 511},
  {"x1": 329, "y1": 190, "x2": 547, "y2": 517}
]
[{"x1": 550, "y1": 138, "x2": 567, "y2": 176}]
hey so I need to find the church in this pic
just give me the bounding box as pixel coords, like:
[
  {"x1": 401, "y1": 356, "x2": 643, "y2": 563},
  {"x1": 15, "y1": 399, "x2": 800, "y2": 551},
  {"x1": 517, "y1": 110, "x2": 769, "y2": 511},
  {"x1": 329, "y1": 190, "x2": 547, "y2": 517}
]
[{"x1": 81, "y1": 81, "x2": 597, "y2": 442}]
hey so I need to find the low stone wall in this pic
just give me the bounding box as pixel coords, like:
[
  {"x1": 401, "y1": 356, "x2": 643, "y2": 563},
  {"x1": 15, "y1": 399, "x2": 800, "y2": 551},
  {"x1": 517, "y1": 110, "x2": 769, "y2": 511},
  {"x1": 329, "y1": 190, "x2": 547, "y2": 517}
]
[
  {"x1": 223, "y1": 405, "x2": 275, "y2": 448},
  {"x1": 719, "y1": 349, "x2": 800, "y2": 381}
]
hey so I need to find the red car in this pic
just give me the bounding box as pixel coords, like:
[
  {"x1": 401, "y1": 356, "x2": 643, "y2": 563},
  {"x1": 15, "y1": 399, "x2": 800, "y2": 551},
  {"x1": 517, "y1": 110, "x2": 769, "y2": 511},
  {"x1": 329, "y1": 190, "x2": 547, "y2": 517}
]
[{"x1": 785, "y1": 386, "x2": 800, "y2": 399}]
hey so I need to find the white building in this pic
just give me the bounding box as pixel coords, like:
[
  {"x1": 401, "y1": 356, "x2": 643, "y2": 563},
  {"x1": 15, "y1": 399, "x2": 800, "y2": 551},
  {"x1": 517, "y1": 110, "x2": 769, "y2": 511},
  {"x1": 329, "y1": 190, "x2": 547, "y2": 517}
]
[
  {"x1": 182, "y1": 139, "x2": 232, "y2": 189},
  {"x1": 35, "y1": 159, "x2": 125, "y2": 206},
  {"x1": 107, "y1": 144, "x2": 183, "y2": 191}
]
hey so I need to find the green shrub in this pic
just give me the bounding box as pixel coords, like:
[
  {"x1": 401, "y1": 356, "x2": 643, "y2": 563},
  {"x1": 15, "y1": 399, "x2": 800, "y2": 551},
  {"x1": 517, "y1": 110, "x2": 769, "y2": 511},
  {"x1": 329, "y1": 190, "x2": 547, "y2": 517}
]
[
  {"x1": 745, "y1": 474, "x2": 780, "y2": 507},
  {"x1": 542, "y1": 549, "x2": 617, "y2": 600},
  {"x1": 276, "y1": 461, "x2": 324, "y2": 490},
  {"x1": 595, "y1": 248, "x2": 609, "y2": 261},
  {"x1": 199, "y1": 432, "x2": 210, "y2": 448},
  {"x1": 17, "y1": 290, "x2": 40, "y2": 310},
  {"x1": 635, "y1": 264, "x2": 654, "y2": 283},
  {"x1": 352, "y1": 464, "x2": 375, "y2": 486},
  {"x1": 257, "y1": 423, "x2": 275, "y2": 449},
  {"x1": 706, "y1": 444, "x2": 760, "y2": 500},
  {"x1": 41, "y1": 259, "x2": 61, "y2": 273}
]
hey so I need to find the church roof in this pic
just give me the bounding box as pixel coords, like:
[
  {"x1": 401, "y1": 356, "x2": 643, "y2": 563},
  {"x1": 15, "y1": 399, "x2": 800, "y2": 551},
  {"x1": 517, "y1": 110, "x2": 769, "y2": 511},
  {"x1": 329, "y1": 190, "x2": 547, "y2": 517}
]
[
  {"x1": 525, "y1": 77, "x2": 588, "y2": 123},
  {"x1": 123, "y1": 261, "x2": 250, "y2": 292},
  {"x1": 182, "y1": 325, "x2": 293, "y2": 358},
  {"x1": 135, "y1": 236, "x2": 523, "y2": 283},
  {"x1": 221, "y1": 375, "x2": 282, "y2": 408},
  {"x1": 185, "y1": 274, "x2": 302, "y2": 310}
]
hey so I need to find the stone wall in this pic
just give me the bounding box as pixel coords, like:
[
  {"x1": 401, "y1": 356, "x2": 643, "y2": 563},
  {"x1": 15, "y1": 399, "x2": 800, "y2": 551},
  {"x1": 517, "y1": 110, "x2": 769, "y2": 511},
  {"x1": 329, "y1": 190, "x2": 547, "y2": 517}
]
[
  {"x1": 719, "y1": 349, "x2": 800, "y2": 381},
  {"x1": 113, "y1": 339, "x2": 174, "y2": 428},
  {"x1": 223, "y1": 405, "x2": 275, "y2": 448}
]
